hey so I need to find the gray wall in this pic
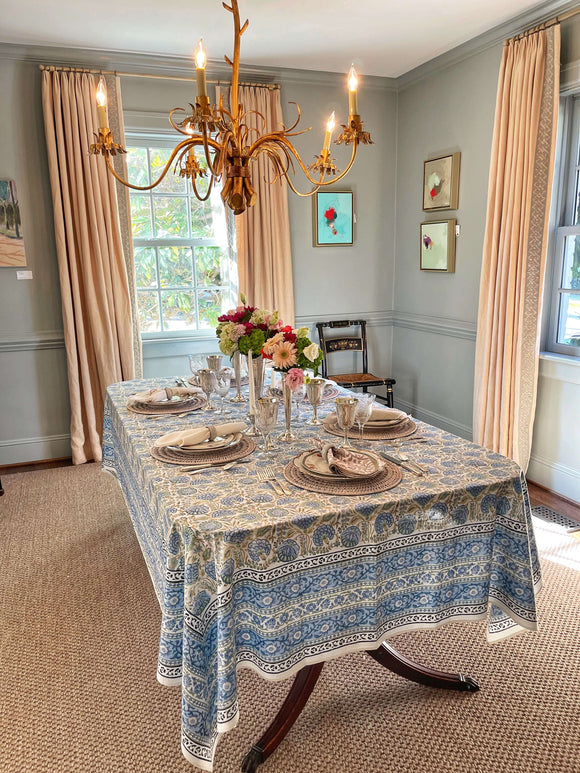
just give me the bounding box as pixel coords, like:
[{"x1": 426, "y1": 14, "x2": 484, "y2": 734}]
[
  {"x1": 0, "y1": 58, "x2": 70, "y2": 464},
  {"x1": 392, "y1": 44, "x2": 501, "y2": 437}
]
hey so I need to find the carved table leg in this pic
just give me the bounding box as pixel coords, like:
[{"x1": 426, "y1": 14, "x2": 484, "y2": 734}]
[
  {"x1": 241, "y1": 662, "x2": 324, "y2": 773},
  {"x1": 366, "y1": 641, "x2": 479, "y2": 692}
]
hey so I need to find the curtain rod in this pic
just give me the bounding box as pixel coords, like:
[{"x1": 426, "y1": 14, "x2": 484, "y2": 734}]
[
  {"x1": 510, "y1": 5, "x2": 580, "y2": 40},
  {"x1": 37, "y1": 64, "x2": 280, "y2": 89}
]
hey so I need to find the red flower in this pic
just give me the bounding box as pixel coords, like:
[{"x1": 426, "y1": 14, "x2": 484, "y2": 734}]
[
  {"x1": 324, "y1": 207, "x2": 337, "y2": 222},
  {"x1": 261, "y1": 348, "x2": 273, "y2": 359},
  {"x1": 430, "y1": 187, "x2": 437, "y2": 199}
]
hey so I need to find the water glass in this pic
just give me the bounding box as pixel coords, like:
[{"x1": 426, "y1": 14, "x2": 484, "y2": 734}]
[
  {"x1": 354, "y1": 394, "x2": 375, "y2": 440},
  {"x1": 198, "y1": 369, "x2": 218, "y2": 411},
  {"x1": 214, "y1": 372, "x2": 232, "y2": 414},
  {"x1": 188, "y1": 354, "x2": 205, "y2": 385},
  {"x1": 306, "y1": 379, "x2": 326, "y2": 425},
  {"x1": 255, "y1": 397, "x2": 279, "y2": 456},
  {"x1": 335, "y1": 397, "x2": 357, "y2": 447}
]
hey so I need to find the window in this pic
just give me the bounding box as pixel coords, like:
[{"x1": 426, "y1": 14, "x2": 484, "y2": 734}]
[
  {"x1": 547, "y1": 97, "x2": 580, "y2": 356},
  {"x1": 126, "y1": 138, "x2": 236, "y2": 337}
]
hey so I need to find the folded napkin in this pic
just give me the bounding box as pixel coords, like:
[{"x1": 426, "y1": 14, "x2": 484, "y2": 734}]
[
  {"x1": 367, "y1": 405, "x2": 407, "y2": 423},
  {"x1": 312, "y1": 438, "x2": 382, "y2": 478},
  {"x1": 154, "y1": 421, "x2": 247, "y2": 449},
  {"x1": 128, "y1": 386, "x2": 203, "y2": 406}
]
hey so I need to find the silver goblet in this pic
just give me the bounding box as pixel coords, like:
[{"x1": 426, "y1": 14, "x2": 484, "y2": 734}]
[
  {"x1": 335, "y1": 397, "x2": 357, "y2": 447},
  {"x1": 198, "y1": 369, "x2": 218, "y2": 411},
  {"x1": 306, "y1": 379, "x2": 326, "y2": 425},
  {"x1": 206, "y1": 354, "x2": 222, "y2": 371}
]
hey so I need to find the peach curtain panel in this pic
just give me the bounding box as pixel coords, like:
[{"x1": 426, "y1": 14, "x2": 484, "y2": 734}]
[
  {"x1": 473, "y1": 26, "x2": 560, "y2": 472},
  {"x1": 234, "y1": 85, "x2": 295, "y2": 326},
  {"x1": 42, "y1": 70, "x2": 136, "y2": 464}
]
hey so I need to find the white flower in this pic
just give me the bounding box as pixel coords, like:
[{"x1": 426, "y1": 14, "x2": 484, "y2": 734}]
[
  {"x1": 303, "y1": 342, "x2": 319, "y2": 362},
  {"x1": 293, "y1": 326, "x2": 309, "y2": 339},
  {"x1": 250, "y1": 309, "x2": 268, "y2": 326}
]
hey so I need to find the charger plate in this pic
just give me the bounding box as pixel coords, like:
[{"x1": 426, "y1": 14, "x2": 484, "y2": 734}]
[
  {"x1": 284, "y1": 455, "x2": 401, "y2": 495},
  {"x1": 323, "y1": 413, "x2": 418, "y2": 441},
  {"x1": 127, "y1": 395, "x2": 206, "y2": 416},
  {"x1": 151, "y1": 434, "x2": 255, "y2": 465}
]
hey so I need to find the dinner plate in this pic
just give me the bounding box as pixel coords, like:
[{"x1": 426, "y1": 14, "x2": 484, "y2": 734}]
[
  {"x1": 177, "y1": 432, "x2": 243, "y2": 452},
  {"x1": 296, "y1": 449, "x2": 385, "y2": 480}
]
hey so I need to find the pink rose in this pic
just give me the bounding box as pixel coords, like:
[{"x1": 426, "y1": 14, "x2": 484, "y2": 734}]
[{"x1": 285, "y1": 368, "x2": 305, "y2": 392}]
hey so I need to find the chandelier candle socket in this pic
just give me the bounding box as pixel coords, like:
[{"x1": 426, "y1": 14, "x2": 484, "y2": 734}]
[{"x1": 91, "y1": 0, "x2": 373, "y2": 215}]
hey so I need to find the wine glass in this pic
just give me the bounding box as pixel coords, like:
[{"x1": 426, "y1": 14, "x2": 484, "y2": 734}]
[
  {"x1": 214, "y1": 371, "x2": 232, "y2": 414},
  {"x1": 335, "y1": 397, "x2": 357, "y2": 447},
  {"x1": 306, "y1": 379, "x2": 326, "y2": 425},
  {"x1": 188, "y1": 354, "x2": 204, "y2": 386},
  {"x1": 198, "y1": 369, "x2": 218, "y2": 411},
  {"x1": 255, "y1": 397, "x2": 279, "y2": 456},
  {"x1": 292, "y1": 384, "x2": 307, "y2": 420},
  {"x1": 354, "y1": 394, "x2": 375, "y2": 441}
]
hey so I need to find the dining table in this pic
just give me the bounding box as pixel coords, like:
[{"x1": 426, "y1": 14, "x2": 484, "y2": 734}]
[{"x1": 102, "y1": 377, "x2": 541, "y2": 773}]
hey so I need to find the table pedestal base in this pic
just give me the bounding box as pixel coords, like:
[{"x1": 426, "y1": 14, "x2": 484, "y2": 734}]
[{"x1": 240, "y1": 642, "x2": 479, "y2": 772}]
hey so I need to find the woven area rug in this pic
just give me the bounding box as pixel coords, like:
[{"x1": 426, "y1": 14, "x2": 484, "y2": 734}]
[{"x1": 1, "y1": 465, "x2": 579, "y2": 773}]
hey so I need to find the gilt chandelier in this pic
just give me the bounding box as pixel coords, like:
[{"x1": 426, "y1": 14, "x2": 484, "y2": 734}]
[{"x1": 90, "y1": 0, "x2": 373, "y2": 215}]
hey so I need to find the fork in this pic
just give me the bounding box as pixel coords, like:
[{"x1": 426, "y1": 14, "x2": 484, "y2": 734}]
[{"x1": 257, "y1": 466, "x2": 291, "y2": 496}]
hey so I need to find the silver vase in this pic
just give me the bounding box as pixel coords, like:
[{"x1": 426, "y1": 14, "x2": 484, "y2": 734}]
[
  {"x1": 230, "y1": 350, "x2": 245, "y2": 402},
  {"x1": 278, "y1": 379, "x2": 297, "y2": 442},
  {"x1": 246, "y1": 354, "x2": 265, "y2": 436}
]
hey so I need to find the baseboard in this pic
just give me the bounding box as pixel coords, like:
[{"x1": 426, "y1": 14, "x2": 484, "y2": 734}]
[
  {"x1": 527, "y1": 453, "x2": 580, "y2": 505},
  {"x1": 394, "y1": 396, "x2": 472, "y2": 440},
  {"x1": 0, "y1": 434, "x2": 71, "y2": 466}
]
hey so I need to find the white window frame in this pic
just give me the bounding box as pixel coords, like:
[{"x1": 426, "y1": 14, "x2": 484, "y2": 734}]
[
  {"x1": 545, "y1": 96, "x2": 580, "y2": 358},
  {"x1": 126, "y1": 132, "x2": 237, "y2": 341}
]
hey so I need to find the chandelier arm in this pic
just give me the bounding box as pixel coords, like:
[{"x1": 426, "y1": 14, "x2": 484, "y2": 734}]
[
  {"x1": 169, "y1": 107, "x2": 192, "y2": 136},
  {"x1": 281, "y1": 171, "x2": 321, "y2": 199},
  {"x1": 248, "y1": 135, "x2": 328, "y2": 187},
  {"x1": 190, "y1": 171, "x2": 215, "y2": 202},
  {"x1": 278, "y1": 134, "x2": 359, "y2": 188},
  {"x1": 199, "y1": 123, "x2": 222, "y2": 177},
  {"x1": 103, "y1": 138, "x2": 194, "y2": 191}
]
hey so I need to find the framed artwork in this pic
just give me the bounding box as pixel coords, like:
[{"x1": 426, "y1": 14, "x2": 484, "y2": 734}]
[
  {"x1": 420, "y1": 219, "x2": 456, "y2": 273},
  {"x1": 423, "y1": 153, "x2": 460, "y2": 211},
  {"x1": 313, "y1": 191, "x2": 354, "y2": 246},
  {"x1": 0, "y1": 180, "x2": 26, "y2": 267}
]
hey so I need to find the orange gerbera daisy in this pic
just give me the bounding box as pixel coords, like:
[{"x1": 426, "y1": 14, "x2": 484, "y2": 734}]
[{"x1": 271, "y1": 341, "x2": 298, "y2": 369}]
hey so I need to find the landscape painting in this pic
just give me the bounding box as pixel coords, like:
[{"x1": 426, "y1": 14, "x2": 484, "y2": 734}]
[{"x1": 0, "y1": 180, "x2": 26, "y2": 267}]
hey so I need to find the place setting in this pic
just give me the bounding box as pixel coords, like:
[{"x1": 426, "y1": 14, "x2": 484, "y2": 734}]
[
  {"x1": 126, "y1": 385, "x2": 206, "y2": 416},
  {"x1": 284, "y1": 436, "x2": 402, "y2": 495},
  {"x1": 150, "y1": 419, "x2": 255, "y2": 466},
  {"x1": 323, "y1": 395, "x2": 418, "y2": 441}
]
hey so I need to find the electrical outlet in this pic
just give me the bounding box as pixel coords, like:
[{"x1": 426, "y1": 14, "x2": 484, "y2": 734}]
[{"x1": 16, "y1": 271, "x2": 33, "y2": 280}]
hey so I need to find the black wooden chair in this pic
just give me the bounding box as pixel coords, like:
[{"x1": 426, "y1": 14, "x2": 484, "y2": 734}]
[{"x1": 316, "y1": 320, "x2": 396, "y2": 407}]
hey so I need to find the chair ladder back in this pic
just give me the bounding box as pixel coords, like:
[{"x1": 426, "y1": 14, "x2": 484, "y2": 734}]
[{"x1": 316, "y1": 320, "x2": 368, "y2": 378}]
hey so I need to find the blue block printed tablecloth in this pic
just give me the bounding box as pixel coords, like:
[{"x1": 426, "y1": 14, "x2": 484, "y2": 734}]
[{"x1": 102, "y1": 379, "x2": 541, "y2": 771}]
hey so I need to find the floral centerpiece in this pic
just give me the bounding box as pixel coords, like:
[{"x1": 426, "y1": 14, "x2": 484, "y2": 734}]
[
  {"x1": 261, "y1": 325, "x2": 322, "y2": 382},
  {"x1": 261, "y1": 325, "x2": 323, "y2": 441},
  {"x1": 216, "y1": 295, "x2": 281, "y2": 358}
]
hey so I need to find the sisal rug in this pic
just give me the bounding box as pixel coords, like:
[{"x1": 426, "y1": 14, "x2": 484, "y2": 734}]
[{"x1": 1, "y1": 465, "x2": 579, "y2": 773}]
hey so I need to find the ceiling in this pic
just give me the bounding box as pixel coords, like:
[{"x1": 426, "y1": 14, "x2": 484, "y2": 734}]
[{"x1": 1, "y1": 0, "x2": 556, "y2": 77}]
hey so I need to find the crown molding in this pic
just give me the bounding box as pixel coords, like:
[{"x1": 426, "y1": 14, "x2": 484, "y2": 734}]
[
  {"x1": 397, "y1": 0, "x2": 578, "y2": 91},
  {"x1": 0, "y1": 41, "x2": 396, "y2": 91}
]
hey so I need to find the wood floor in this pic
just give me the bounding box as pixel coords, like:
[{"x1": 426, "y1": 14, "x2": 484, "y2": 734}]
[{"x1": 1, "y1": 458, "x2": 579, "y2": 524}]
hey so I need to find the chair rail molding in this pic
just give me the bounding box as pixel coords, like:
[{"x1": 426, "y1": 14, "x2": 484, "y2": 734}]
[
  {"x1": 0, "y1": 331, "x2": 65, "y2": 352},
  {"x1": 391, "y1": 311, "x2": 477, "y2": 341}
]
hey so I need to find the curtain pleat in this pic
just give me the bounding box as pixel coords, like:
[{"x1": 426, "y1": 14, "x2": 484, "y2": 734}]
[
  {"x1": 42, "y1": 70, "x2": 136, "y2": 464},
  {"x1": 473, "y1": 26, "x2": 560, "y2": 471},
  {"x1": 234, "y1": 86, "x2": 295, "y2": 327}
]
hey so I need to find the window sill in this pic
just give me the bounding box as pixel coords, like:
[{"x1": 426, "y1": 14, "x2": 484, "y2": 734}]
[{"x1": 539, "y1": 352, "x2": 580, "y2": 385}]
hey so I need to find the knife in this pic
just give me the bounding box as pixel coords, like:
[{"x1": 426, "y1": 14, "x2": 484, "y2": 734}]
[{"x1": 380, "y1": 451, "x2": 423, "y2": 476}]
